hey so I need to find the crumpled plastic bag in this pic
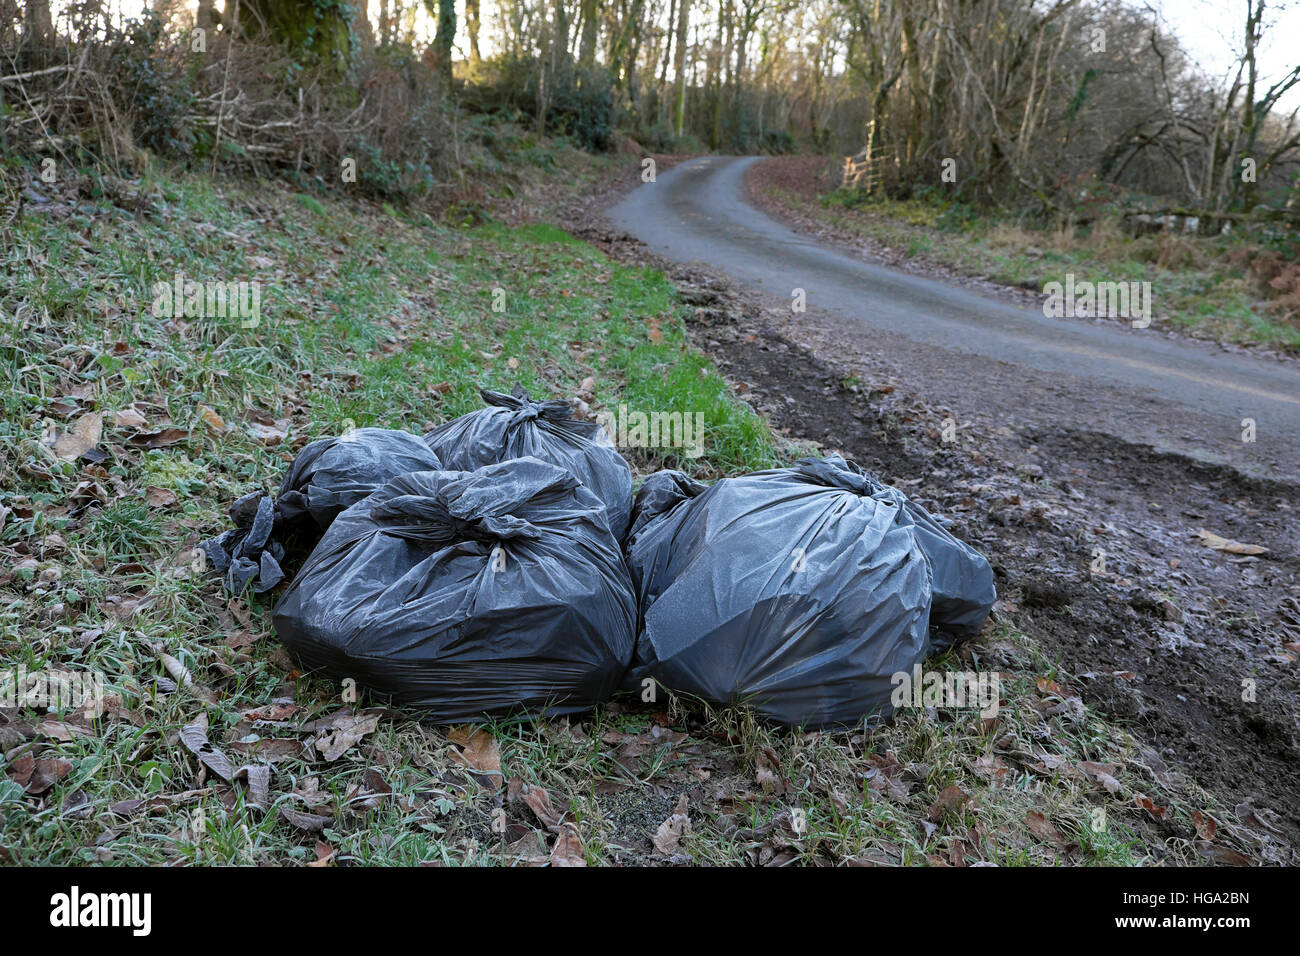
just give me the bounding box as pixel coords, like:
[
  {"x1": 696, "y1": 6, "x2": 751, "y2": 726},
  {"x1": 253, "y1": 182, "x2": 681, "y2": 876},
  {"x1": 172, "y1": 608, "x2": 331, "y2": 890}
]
[
  {"x1": 272, "y1": 457, "x2": 637, "y2": 722},
  {"x1": 423, "y1": 387, "x2": 633, "y2": 540},
  {"x1": 199, "y1": 491, "x2": 285, "y2": 595},
  {"x1": 200, "y1": 428, "x2": 442, "y2": 594},
  {"x1": 630, "y1": 456, "x2": 997, "y2": 640},
  {"x1": 624, "y1": 455, "x2": 995, "y2": 728}
]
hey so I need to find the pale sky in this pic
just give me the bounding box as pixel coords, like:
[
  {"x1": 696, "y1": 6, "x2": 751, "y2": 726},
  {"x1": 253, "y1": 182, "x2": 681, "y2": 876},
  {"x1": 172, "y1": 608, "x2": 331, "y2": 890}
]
[{"x1": 1158, "y1": 0, "x2": 1299, "y2": 105}]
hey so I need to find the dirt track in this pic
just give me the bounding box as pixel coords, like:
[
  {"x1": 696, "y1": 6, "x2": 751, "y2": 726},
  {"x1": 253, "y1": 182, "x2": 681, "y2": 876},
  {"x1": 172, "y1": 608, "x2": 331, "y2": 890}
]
[{"x1": 568, "y1": 157, "x2": 1300, "y2": 860}]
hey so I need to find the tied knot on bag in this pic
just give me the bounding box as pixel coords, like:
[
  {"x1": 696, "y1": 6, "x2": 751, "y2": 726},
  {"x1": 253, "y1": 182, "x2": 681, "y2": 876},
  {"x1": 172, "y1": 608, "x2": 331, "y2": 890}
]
[
  {"x1": 481, "y1": 386, "x2": 573, "y2": 427},
  {"x1": 199, "y1": 491, "x2": 287, "y2": 594},
  {"x1": 794, "y1": 456, "x2": 870, "y2": 496},
  {"x1": 508, "y1": 404, "x2": 543, "y2": 426},
  {"x1": 371, "y1": 494, "x2": 542, "y2": 546},
  {"x1": 794, "y1": 456, "x2": 905, "y2": 509}
]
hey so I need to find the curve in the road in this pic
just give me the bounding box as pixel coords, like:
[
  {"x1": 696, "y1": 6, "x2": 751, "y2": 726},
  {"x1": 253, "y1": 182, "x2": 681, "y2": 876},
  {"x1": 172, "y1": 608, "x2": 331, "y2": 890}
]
[{"x1": 610, "y1": 155, "x2": 1300, "y2": 479}]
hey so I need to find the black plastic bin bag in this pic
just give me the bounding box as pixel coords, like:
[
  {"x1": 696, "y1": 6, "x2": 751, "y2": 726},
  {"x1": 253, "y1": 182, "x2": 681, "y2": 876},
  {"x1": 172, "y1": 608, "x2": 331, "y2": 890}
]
[
  {"x1": 275, "y1": 427, "x2": 444, "y2": 533},
  {"x1": 627, "y1": 469, "x2": 708, "y2": 540},
  {"x1": 624, "y1": 456, "x2": 935, "y2": 728},
  {"x1": 272, "y1": 457, "x2": 637, "y2": 722}
]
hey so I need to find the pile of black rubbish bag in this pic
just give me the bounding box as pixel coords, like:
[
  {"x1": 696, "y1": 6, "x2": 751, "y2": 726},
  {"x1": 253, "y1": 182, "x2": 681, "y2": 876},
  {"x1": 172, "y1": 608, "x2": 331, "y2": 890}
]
[{"x1": 201, "y1": 387, "x2": 996, "y2": 729}]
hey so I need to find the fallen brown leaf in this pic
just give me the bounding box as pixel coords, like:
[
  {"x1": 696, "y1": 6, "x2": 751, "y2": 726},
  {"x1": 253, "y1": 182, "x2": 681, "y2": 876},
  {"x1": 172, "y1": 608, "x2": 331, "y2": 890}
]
[
  {"x1": 928, "y1": 785, "x2": 970, "y2": 822},
  {"x1": 234, "y1": 764, "x2": 271, "y2": 808},
  {"x1": 653, "y1": 794, "x2": 691, "y2": 856},
  {"x1": 246, "y1": 418, "x2": 290, "y2": 445},
  {"x1": 1195, "y1": 529, "x2": 1268, "y2": 556},
  {"x1": 1199, "y1": 843, "x2": 1252, "y2": 866},
  {"x1": 128, "y1": 428, "x2": 188, "y2": 449},
  {"x1": 145, "y1": 486, "x2": 178, "y2": 507},
  {"x1": 109, "y1": 789, "x2": 210, "y2": 818},
  {"x1": 227, "y1": 738, "x2": 305, "y2": 762},
  {"x1": 180, "y1": 714, "x2": 234, "y2": 781},
  {"x1": 240, "y1": 703, "x2": 299, "y2": 722},
  {"x1": 521, "y1": 784, "x2": 562, "y2": 830},
  {"x1": 280, "y1": 805, "x2": 332, "y2": 832},
  {"x1": 1024, "y1": 810, "x2": 1068, "y2": 846},
  {"x1": 290, "y1": 777, "x2": 334, "y2": 809},
  {"x1": 1078, "y1": 761, "x2": 1122, "y2": 794},
  {"x1": 40, "y1": 719, "x2": 94, "y2": 742},
  {"x1": 755, "y1": 747, "x2": 785, "y2": 794},
  {"x1": 113, "y1": 407, "x2": 149, "y2": 430},
  {"x1": 447, "y1": 727, "x2": 502, "y2": 777},
  {"x1": 549, "y1": 822, "x2": 586, "y2": 866},
  {"x1": 1192, "y1": 811, "x2": 1218, "y2": 842},
  {"x1": 307, "y1": 841, "x2": 336, "y2": 867},
  {"x1": 52, "y1": 411, "x2": 103, "y2": 461},
  {"x1": 502, "y1": 831, "x2": 549, "y2": 867},
  {"x1": 314, "y1": 712, "x2": 381, "y2": 761},
  {"x1": 199, "y1": 405, "x2": 227, "y2": 435},
  {"x1": 8, "y1": 754, "x2": 73, "y2": 794}
]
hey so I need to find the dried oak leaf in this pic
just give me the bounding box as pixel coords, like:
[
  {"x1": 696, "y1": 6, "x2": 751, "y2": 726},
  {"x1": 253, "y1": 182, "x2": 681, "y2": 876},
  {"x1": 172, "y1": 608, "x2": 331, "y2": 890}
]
[
  {"x1": 9, "y1": 754, "x2": 74, "y2": 794},
  {"x1": 280, "y1": 805, "x2": 332, "y2": 833},
  {"x1": 307, "y1": 841, "x2": 336, "y2": 867},
  {"x1": 1195, "y1": 529, "x2": 1268, "y2": 556},
  {"x1": 128, "y1": 428, "x2": 188, "y2": 449},
  {"x1": 447, "y1": 727, "x2": 503, "y2": 787},
  {"x1": 1024, "y1": 810, "x2": 1068, "y2": 847},
  {"x1": 521, "y1": 784, "x2": 563, "y2": 830},
  {"x1": 234, "y1": 764, "x2": 271, "y2": 809},
  {"x1": 1078, "y1": 761, "x2": 1122, "y2": 794},
  {"x1": 502, "y1": 831, "x2": 549, "y2": 867},
  {"x1": 52, "y1": 411, "x2": 103, "y2": 462},
  {"x1": 928, "y1": 785, "x2": 971, "y2": 823}
]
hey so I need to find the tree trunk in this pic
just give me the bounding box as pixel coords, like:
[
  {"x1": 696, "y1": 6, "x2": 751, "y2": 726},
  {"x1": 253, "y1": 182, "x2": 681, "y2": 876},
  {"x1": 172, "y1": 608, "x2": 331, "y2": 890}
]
[
  {"x1": 579, "y1": 0, "x2": 601, "y2": 68},
  {"x1": 1239, "y1": 0, "x2": 1261, "y2": 212},
  {"x1": 24, "y1": 0, "x2": 55, "y2": 65},
  {"x1": 429, "y1": 0, "x2": 456, "y2": 89},
  {"x1": 673, "y1": 0, "x2": 691, "y2": 137},
  {"x1": 195, "y1": 0, "x2": 215, "y2": 32},
  {"x1": 466, "y1": 0, "x2": 483, "y2": 65},
  {"x1": 352, "y1": 1, "x2": 374, "y2": 51},
  {"x1": 555, "y1": 0, "x2": 572, "y2": 69},
  {"x1": 624, "y1": 0, "x2": 646, "y2": 119},
  {"x1": 659, "y1": 0, "x2": 676, "y2": 88}
]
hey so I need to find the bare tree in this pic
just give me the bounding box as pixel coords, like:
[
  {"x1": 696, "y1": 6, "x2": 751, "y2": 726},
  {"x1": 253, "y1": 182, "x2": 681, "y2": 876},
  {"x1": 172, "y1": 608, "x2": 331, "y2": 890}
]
[{"x1": 673, "y1": 0, "x2": 690, "y2": 135}]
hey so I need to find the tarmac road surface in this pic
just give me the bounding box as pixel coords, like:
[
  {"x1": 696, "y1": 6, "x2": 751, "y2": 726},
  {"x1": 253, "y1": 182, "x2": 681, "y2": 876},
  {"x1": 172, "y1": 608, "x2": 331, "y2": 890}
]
[{"x1": 610, "y1": 155, "x2": 1300, "y2": 481}]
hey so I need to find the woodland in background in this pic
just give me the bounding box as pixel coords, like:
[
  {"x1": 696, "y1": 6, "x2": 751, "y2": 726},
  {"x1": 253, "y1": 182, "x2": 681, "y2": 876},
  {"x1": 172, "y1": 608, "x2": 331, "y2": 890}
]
[{"x1": 2, "y1": 0, "x2": 1299, "y2": 227}]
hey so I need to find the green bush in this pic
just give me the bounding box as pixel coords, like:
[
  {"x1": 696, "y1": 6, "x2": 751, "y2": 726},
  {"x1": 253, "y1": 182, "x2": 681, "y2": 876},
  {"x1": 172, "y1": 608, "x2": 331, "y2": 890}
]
[
  {"x1": 465, "y1": 56, "x2": 613, "y2": 152},
  {"x1": 118, "y1": 15, "x2": 197, "y2": 156},
  {"x1": 759, "y1": 129, "x2": 796, "y2": 155}
]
